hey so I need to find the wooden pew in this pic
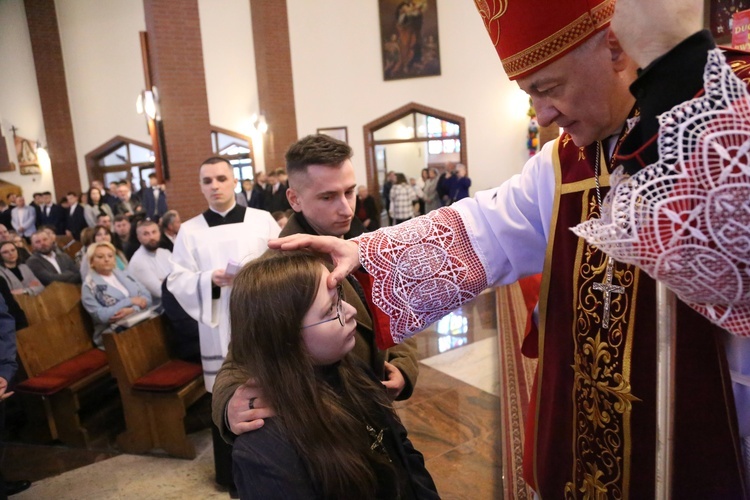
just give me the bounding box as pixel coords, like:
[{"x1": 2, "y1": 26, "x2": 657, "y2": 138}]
[
  {"x1": 13, "y1": 282, "x2": 84, "y2": 327},
  {"x1": 56, "y1": 235, "x2": 82, "y2": 260},
  {"x1": 14, "y1": 305, "x2": 110, "y2": 447},
  {"x1": 103, "y1": 316, "x2": 205, "y2": 459}
]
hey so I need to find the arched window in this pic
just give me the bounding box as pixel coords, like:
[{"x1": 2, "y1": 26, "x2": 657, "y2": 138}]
[
  {"x1": 363, "y1": 102, "x2": 466, "y2": 196},
  {"x1": 85, "y1": 136, "x2": 155, "y2": 194},
  {"x1": 210, "y1": 126, "x2": 256, "y2": 193}
]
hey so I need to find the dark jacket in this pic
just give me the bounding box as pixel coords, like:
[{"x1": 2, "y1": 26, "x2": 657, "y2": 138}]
[
  {"x1": 65, "y1": 204, "x2": 88, "y2": 240},
  {"x1": 25, "y1": 252, "x2": 81, "y2": 286},
  {"x1": 141, "y1": 187, "x2": 168, "y2": 220},
  {"x1": 232, "y1": 362, "x2": 439, "y2": 500},
  {"x1": 38, "y1": 203, "x2": 66, "y2": 235}
]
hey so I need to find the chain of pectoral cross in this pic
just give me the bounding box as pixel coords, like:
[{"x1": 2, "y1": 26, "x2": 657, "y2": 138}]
[{"x1": 591, "y1": 140, "x2": 625, "y2": 329}]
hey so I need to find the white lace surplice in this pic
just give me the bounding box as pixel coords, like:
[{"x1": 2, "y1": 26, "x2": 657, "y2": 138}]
[{"x1": 573, "y1": 49, "x2": 750, "y2": 338}]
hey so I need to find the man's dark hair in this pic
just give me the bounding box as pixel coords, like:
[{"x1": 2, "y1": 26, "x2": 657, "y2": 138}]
[
  {"x1": 114, "y1": 214, "x2": 130, "y2": 223},
  {"x1": 96, "y1": 212, "x2": 110, "y2": 221},
  {"x1": 285, "y1": 134, "x2": 352, "y2": 176},
  {"x1": 38, "y1": 224, "x2": 57, "y2": 233},
  {"x1": 67, "y1": 191, "x2": 78, "y2": 197},
  {"x1": 160, "y1": 210, "x2": 179, "y2": 230},
  {"x1": 148, "y1": 173, "x2": 157, "y2": 179},
  {"x1": 200, "y1": 156, "x2": 231, "y2": 171},
  {"x1": 42, "y1": 191, "x2": 52, "y2": 196}
]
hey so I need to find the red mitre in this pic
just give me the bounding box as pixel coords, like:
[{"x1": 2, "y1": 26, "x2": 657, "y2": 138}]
[{"x1": 473, "y1": 0, "x2": 616, "y2": 80}]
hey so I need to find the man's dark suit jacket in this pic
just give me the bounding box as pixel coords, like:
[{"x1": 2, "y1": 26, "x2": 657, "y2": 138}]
[
  {"x1": 266, "y1": 183, "x2": 291, "y2": 212},
  {"x1": 25, "y1": 252, "x2": 81, "y2": 286},
  {"x1": 0, "y1": 209, "x2": 11, "y2": 231},
  {"x1": 142, "y1": 188, "x2": 168, "y2": 220},
  {"x1": 158, "y1": 232, "x2": 174, "y2": 252},
  {"x1": 38, "y1": 204, "x2": 66, "y2": 235},
  {"x1": 65, "y1": 204, "x2": 87, "y2": 240}
]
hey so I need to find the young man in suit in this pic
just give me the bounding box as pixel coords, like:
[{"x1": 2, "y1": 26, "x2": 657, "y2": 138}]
[
  {"x1": 64, "y1": 192, "x2": 87, "y2": 241},
  {"x1": 141, "y1": 173, "x2": 168, "y2": 222},
  {"x1": 38, "y1": 192, "x2": 66, "y2": 235}
]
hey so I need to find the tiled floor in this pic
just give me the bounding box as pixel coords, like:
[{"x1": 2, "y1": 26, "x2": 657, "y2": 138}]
[{"x1": 3, "y1": 289, "x2": 503, "y2": 499}]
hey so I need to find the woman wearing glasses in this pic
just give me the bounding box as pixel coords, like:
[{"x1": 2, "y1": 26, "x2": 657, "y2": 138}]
[{"x1": 230, "y1": 252, "x2": 438, "y2": 499}]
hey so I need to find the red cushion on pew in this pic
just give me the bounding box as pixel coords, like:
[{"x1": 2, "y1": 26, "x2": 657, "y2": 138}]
[
  {"x1": 16, "y1": 349, "x2": 108, "y2": 396},
  {"x1": 132, "y1": 360, "x2": 202, "y2": 392}
]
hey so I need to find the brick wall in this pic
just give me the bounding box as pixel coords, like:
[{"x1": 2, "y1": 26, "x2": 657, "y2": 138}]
[
  {"x1": 24, "y1": 0, "x2": 81, "y2": 198},
  {"x1": 250, "y1": 0, "x2": 298, "y2": 172},
  {"x1": 144, "y1": 0, "x2": 212, "y2": 220}
]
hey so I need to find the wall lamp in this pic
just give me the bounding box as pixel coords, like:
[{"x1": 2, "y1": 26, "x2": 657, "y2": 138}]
[
  {"x1": 248, "y1": 113, "x2": 268, "y2": 134},
  {"x1": 136, "y1": 88, "x2": 160, "y2": 121}
]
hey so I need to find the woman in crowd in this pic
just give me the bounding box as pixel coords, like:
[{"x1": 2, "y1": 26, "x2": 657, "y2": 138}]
[
  {"x1": 8, "y1": 232, "x2": 32, "y2": 264},
  {"x1": 81, "y1": 241, "x2": 151, "y2": 348},
  {"x1": 0, "y1": 241, "x2": 44, "y2": 296},
  {"x1": 388, "y1": 173, "x2": 416, "y2": 225},
  {"x1": 355, "y1": 186, "x2": 381, "y2": 232},
  {"x1": 84, "y1": 187, "x2": 114, "y2": 228},
  {"x1": 81, "y1": 225, "x2": 128, "y2": 279},
  {"x1": 422, "y1": 167, "x2": 440, "y2": 213},
  {"x1": 230, "y1": 252, "x2": 438, "y2": 499},
  {"x1": 75, "y1": 227, "x2": 95, "y2": 266}
]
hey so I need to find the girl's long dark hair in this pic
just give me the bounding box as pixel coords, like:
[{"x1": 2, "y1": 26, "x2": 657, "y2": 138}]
[{"x1": 230, "y1": 252, "x2": 394, "y2": 499}]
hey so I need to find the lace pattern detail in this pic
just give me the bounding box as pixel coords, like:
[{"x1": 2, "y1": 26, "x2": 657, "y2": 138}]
[
  {"x1": 357, "y1": 208, "x2": 488, "y2": 343},
  {"x1": 573, "y1": 49, "x2": 750, "y2": 336}
]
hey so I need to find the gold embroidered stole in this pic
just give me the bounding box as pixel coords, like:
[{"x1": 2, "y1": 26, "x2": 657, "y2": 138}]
[{"x1": 536, "y1": 134, "x2": 640, "y2": 498}]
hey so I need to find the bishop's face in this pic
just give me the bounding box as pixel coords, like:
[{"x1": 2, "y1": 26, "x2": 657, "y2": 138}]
[{"x1": 199, "y1": 160, "x2": 238, "y2": 212}]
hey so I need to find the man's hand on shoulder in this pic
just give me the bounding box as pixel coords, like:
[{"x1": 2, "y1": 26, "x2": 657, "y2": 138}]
[
  {"x1": 227, "y1": 378, "x2": 275, "y2": 435},
  {"x1": 382, "y1": 361, "x2": 406, "y2": 400}
]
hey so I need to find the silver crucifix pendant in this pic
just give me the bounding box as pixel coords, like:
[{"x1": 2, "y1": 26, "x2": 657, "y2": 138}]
[{"x1": 592, "y1": 256, "x2": 625, "y2": 329}]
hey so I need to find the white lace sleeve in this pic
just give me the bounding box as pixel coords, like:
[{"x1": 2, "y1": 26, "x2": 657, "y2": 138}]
[{"x1": 573, "y1": 49, "x2": 750, "y2": 336}]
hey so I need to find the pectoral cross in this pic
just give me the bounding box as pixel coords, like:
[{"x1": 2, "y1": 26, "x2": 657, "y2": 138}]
[{"x1": 593, "y1": 257, "x2": 625, "y2": 329}]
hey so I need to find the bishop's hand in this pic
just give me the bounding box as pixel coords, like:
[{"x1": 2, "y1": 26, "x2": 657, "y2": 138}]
[{"x1": 268, "y1": 234, "x2": 361, "y2": 288}]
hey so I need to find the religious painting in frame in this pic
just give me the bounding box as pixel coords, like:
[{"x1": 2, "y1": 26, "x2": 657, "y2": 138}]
[
  {"x1": 317, "y1": 127, "x2": 349, "y2": 144},
  {"x1": 378, "y1": 0, "x2": 441, "y2": 81},
  {"x1": 707, "y1": 0, "x2": 750, "y2": 44},
  {"x1": 14, "y1": 135, "x2": 40, "y2": 175}
]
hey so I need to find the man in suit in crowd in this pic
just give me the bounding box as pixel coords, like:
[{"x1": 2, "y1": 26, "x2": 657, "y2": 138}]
[
  {"x1": 26, "y1": 231, "x2": 81, "y2": 285},
  {"x1": 10, "y1": 196, "x2": 35, "y2": 241},
  {"x1": 29, "y1": 193, "x2": 43, "y2": 222},
  {"x1": 266, "y1": 168, "x2": 291, "y2": 212},
  {"x1": 37, "y1": 192, "x2": 66, "y2": 235},
  {"x1": 158, "y1": 210, "x2": 181, "y2": 252},
  {"x1": 253, "y1": 171, "x2": 269, "y2": 211},
  {"x1": 91, "y1": 180, "x2": 119, "y2": 213},
  {"x1": 116, "y1": 182, "x2": 142, "y2": 216},
  {"x1": 141, "y1": 173, "x2": 168, "y2": 222},
  {"x1": 113, "y1": 215, "x2": 137, "y2": 260},
  {"x1": 64, "y1": 192, "x2": 87, "y2": 241}
]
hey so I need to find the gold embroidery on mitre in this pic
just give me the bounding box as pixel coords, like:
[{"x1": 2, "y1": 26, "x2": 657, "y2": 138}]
[
  {"x1": 502, "y1": 0, "x2": 615, "y2": 78},
  {"x1": 474, "y1": 0, "x2": 508, "y2": 47},
  {"x1": 562, "y1": 135, "x2": 573, "y2": 149},
  {"x1": 564, "y1": 189, "x2": 640, "y2": 499},
  {"x1": 577, "y1": 147, "x2": 586, "y2": 161}
]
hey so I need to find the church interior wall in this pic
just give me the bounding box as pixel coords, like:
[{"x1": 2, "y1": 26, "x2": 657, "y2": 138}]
[
  {"x1": 286, "y1": 0, "x2": 532, "y2": 194},
  {"x1": 2, "y1": 0, "x2": 532, "y2": 201},
  {"x1": 0, "y1": 0, "x2": 56, "y2": 198},
  {"x1": 55, "y1": 0, "x2": 148, "y2": 194}
]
